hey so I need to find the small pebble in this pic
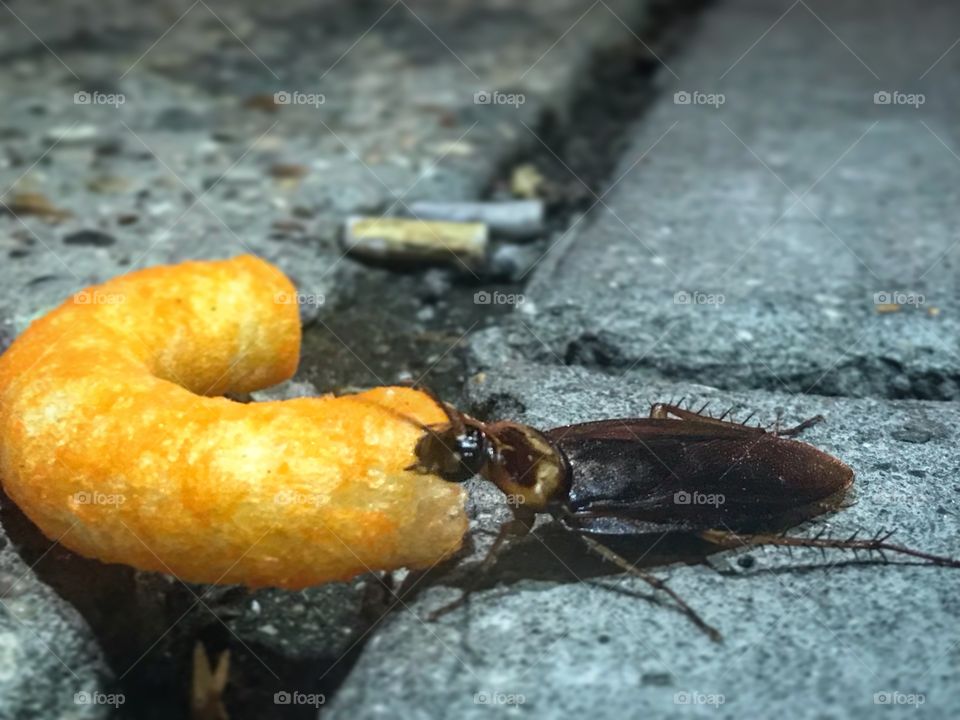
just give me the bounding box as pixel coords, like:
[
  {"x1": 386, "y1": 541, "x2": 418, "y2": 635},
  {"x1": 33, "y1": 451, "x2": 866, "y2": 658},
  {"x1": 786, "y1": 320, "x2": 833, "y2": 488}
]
[
  {"x1": 487, "y1": 243, "x2": 539, "y2": 281},
  {"x1": 892, "y1": 426, "x2": 933, "y2": 444},
  {"x1": 153, "y1": 107, "x2": 206, "y2": 131},
  {"x1": 63, "y1": 230, "x2": 115, "y2": 247},
  {"x1": 44, "y1": 124, "x2": 100, "y2": 146},
  {"x1": 269, "y1": 163, "x2": 309, "y2": 180},
  {"x1": 640, "y1": 672, "x2": 673, "y2": 687}
]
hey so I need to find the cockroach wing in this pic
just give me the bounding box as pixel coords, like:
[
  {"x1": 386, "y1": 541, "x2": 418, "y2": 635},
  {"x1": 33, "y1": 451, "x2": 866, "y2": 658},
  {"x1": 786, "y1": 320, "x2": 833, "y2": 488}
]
[{"x1": 548, "y1": 420, "x2": 853, "y2": 534}]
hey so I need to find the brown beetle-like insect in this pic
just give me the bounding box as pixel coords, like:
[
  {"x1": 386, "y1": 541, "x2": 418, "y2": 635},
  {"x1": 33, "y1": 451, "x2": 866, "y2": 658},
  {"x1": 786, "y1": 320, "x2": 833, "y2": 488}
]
[{"x1": 403, "y1": 394, "x2": 960, "y2": 640}]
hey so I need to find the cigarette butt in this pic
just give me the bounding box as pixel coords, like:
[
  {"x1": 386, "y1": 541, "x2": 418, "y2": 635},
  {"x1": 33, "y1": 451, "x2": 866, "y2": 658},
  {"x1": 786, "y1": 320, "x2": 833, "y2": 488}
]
[
  {"x1": 407, "y1": 200, "x2": 544, "y2": 240},
  {"x1": 344, "y1": 217, "x2": 487, "y2": 269}
]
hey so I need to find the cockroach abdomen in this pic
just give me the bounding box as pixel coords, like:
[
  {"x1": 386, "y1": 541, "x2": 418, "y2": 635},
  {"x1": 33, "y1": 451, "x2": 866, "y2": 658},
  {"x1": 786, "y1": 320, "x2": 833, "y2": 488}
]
[{"x1": 552, "y1": 424, "x2": 853, "y2": 534}]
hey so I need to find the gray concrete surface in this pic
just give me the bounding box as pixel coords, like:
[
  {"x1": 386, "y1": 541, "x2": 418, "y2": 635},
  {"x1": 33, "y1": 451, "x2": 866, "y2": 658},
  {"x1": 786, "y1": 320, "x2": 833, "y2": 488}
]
[
  {"x1": 0, "y1": 543, "x2": 108, "y2": 720},
  {"x1": 512, "y1": 0, "x2": 960, "y2": 399}
]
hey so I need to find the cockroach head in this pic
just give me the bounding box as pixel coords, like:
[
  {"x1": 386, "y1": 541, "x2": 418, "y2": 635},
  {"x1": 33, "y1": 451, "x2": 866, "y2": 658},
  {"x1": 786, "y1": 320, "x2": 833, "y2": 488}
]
[{"x1": 408, "y1": 421, "x2": 492, "y2": 483}]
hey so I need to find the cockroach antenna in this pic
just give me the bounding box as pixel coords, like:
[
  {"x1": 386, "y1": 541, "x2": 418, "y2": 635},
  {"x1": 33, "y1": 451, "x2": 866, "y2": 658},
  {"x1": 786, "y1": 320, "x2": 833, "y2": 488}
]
[
  {"x1": 338, "y1": 391, "x2": 477, "y2": 475},
  {"x1": 703, "y1": 528, "x2": 960, "y2": 570}
]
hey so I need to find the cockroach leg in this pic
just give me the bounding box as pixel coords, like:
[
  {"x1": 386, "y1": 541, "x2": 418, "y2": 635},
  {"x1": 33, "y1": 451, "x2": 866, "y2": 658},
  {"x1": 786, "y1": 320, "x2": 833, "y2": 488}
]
[
  {"x1": 427, "y1": 513, "x2": 535, "y2": 621},
  {"x1": 701, "y1": 529, "x2": 960, "y2": 569},
  {"x1": 774, "y1": 414, "x2": 825, "y2": 438},
  {"x1": 577, "y1": 535, "x2": 722, "y2": 643},
  {"x1": 649, "y1": 402, "x2": 761, "y2": 432},
  {"x1": 360, "y1": 571, "x2": 402, "y2": 620},
  {"x1": 654, "y1": 401, "x2": 826, "y2": 439}
]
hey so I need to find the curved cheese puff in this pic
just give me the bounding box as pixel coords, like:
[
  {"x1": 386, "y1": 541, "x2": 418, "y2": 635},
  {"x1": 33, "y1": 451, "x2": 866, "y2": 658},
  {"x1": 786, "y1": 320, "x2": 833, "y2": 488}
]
[{"x1": 0, "y1": 256, "x2": 467, "y2": 588}]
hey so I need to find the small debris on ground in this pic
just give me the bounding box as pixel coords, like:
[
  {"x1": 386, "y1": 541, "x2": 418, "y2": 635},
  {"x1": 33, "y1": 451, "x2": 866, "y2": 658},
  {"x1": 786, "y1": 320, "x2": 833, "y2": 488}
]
[
  {"x1": 242, "y1": 94, "x2": 280, "y2": 112},
  {"x1": 510, "y1": 163, "x2": 546, "y2": 199},
  {"x1": 63, "y1": 230, "x2": 116, "y2": 247},
  {"x1": 43, "y1": 124, "x2": 101, "y2": 146},
  {"x1": 191, "y1": 643, "x2": 231, "y2": 720},
  {"x1": 1, "y1": 192, "x2": 71, "y2": 221},
  {"x1": 269, "y1": 163, "x2": 310, "y2": 180}
]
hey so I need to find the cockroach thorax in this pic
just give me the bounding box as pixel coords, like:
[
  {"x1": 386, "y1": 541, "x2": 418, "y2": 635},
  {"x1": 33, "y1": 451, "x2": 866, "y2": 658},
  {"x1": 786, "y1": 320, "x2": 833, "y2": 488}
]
[{"x1": 485, "y1": 422, "x2": 569, "y2": 511}]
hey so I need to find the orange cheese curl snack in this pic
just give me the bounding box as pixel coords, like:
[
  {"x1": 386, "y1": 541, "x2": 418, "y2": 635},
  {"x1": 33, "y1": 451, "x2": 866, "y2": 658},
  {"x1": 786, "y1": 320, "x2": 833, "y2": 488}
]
[{"x1": 0, "y1": 255, "x2": 467, "y2": 588}]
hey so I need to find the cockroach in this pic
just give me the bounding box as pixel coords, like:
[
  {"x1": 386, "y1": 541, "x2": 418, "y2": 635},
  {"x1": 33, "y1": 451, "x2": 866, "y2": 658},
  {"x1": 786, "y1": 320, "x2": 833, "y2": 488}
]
[{"x1": 400, "y1": 393, "x2": 960, "y2": 641}]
